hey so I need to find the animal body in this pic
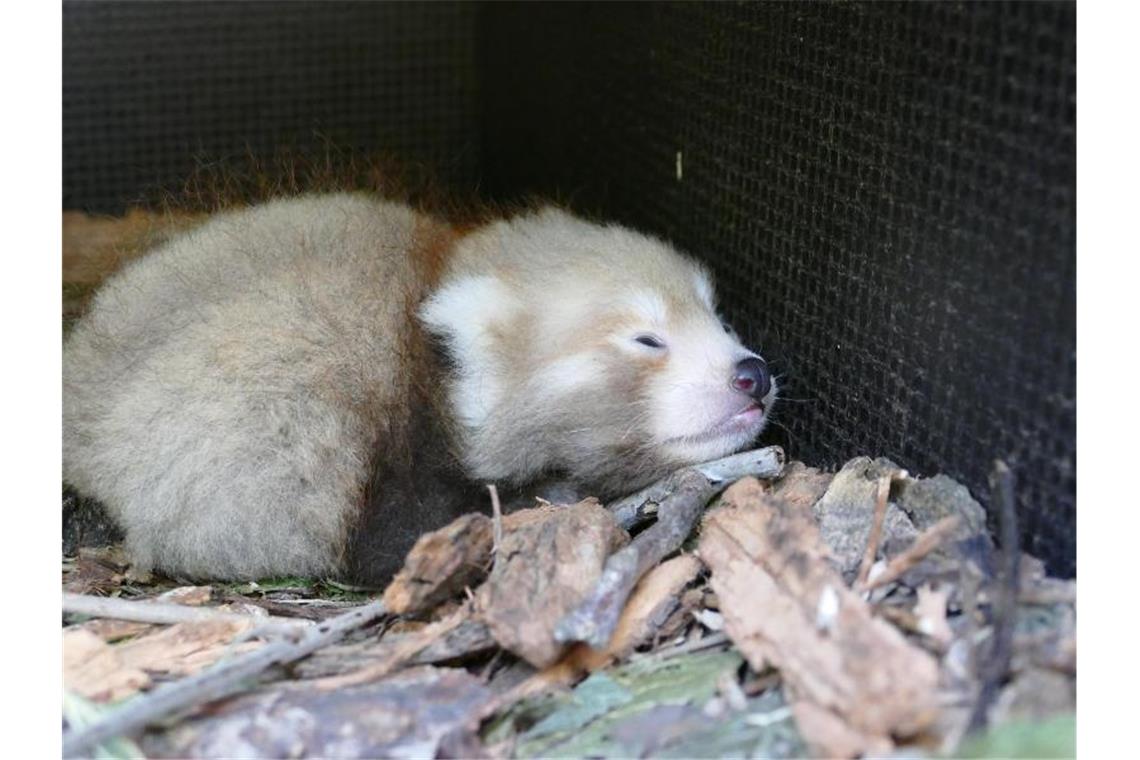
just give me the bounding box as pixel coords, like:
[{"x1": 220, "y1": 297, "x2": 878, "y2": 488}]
[{"x1": 63, "y1": 194, "x2": 776, "y2": 584}]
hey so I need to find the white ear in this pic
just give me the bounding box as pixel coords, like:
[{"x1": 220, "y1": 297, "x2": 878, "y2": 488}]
[{"x1": 419, "y1": 275, "x2": 519, "y2": 428}]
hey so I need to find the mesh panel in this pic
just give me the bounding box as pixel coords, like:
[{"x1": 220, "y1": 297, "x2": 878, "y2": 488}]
[
  {"x1": 479, "y1": 1, "x2": 1075, "y2": 576},
  {"x1": 62, "y1": 1, "x2": 1076, "y2": 576},
  {"x1": 63, "y1": 0, "x2": 480, "y2": 212}
]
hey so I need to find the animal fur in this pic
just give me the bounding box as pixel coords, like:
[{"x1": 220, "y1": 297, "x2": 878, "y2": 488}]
[{"x1": 63, "y1": 194, "x2": 777, "y2": 584}]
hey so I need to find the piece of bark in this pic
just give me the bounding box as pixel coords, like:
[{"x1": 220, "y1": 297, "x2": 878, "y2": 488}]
[
  {"x1": 604, "y1": 554, "x2": 702, "y2": 658},
  {"x1": 698, "y1": 478, "x2": 940, "y2": 757},
  {"x1": 469, "y1": 553, "x2": 705, "y2": 731},
  {"x1": 311, "y1": 605, "x2": 470, "y2": 690},
  {"x1": 894, "y1": 473, "x2": 993, "y2": 553},
  {"x1": 556, "y1": 553, "x2": 704, "y2": 675},
  {"x1": 557, "y1": 469, "x2": 714, "y2": 648},
  {"x1": 608, "y1": 446, "x2": 784, "y2": 530},
  {"x1": 64, "y1": 547, "x2": 131, "y2": 596},
  {"x1": 63, "y1": 592, "x2": 310, "y2": 636},
  {"x1": 156, "y1": 586, "x2": 213, "y2": 606},
  {"x1": 861, "y1": 515, "x2": 963, "y2": 592},
  {"x1": 295, "y1": 618, "x2": 497, "y2": 679},
  {"x1": 64, "y1": 629, "x2": 151, "y2": 702},
  {"x1": 218, "y1": 596, "x2": 344, "y2": 622},
  {"x1": 144, "y1": 666, "x2": 492, "y2": 760},
  {"x1": 764, "y1": 461, "x2": 834, "y2": 512},
  {"x1": 790, "y1": 700, "x2": 893, "y2": 759},
  {"x1": 813, "y1": 457, "x2": 920, "y2": 578},
  {"x1": 78, "y1": 619, "x2": 155, "y2": 643},
  {"x1": 65, "y1": 619, "x2": 263, "y2": 701},
  {"x1": 381, "y1": 512, "x2": 494, "y2": 617},
  {"x1": 114, "y1": 619, "x2": 261, "y2": 678},
  {"x1": 63, "y1": 599, "x2": 389, "y2": 758},
  {"x1": 477, "y1": 501, "x2": 628, "y2": 668}
]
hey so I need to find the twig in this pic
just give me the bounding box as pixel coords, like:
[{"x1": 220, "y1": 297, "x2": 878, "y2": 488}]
[
  {"x1": 633, "y1": 631, "x2": 731, "y2": 661},
  {"x1": 558, "y1": 448, "x2": 785, "y2": 648},
  {"x1": 967, "y1": 460, "x2": 1020, "y2": 734},
  {"x1": 608, "y1": 446, "x2": 785, "y2": 530},
  {"x1": 556, "y1": 469, "x2": 717, "y2": 648},
  {"x1": 62, "y1": 598, "x2": 389, "y2": 758},
  {"x1": 855, "y1": 472, "x2": 895, "y2": 588},
  {"x1": 63, "y1": 593, "x2": 312, "y2": 636},
  {"x1": 310, "y1": 603, "x2": 468, "y2": 690},
  {"x1": 488, "y1": 484, "x2": 504, "y2": 575},
  {"x1": 861, "y1": 514, "x2": 962, "y2": 592}
]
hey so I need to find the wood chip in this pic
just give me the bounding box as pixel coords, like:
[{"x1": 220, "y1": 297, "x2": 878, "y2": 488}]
[
  {"x1": 65, "y1": 618, "x2": 261, "y2": 703},
  {"x1": 698, "y1": 477, "x2": 940, "y2": 757},
  {"x1": 144, "y1": 666, "x2": 492, "y2": 759},
  {"x1": 477, "y1": 501, "x2": 628, "y2": 668},
  {"x1": 311, "y1": 605, "x2": 470, "y2": 691},
  {"x1": 382, "y1": 512, "x2": 494, "y2": 616},
  {"x1": 64, "y1": 629, "x2": 151, "y2": 702},
  {"x1": 468, "y1": 546, "x2": 704, "y2": 732},
  {"x1": 113, "y1": 619, "x2": 260, "y2": 678},
  {"x1": 157, "y1": 586, "x2": 213, "y2": 606},
  {"x1": 763, "y1": 461, "x2": 834, "y2": 511},
  {"x1": 862, "y1": 515, "x2": 963, "y2": 592},
  {"x1": 813, "y1": 457, "x2": 919, "y2": 577},
  {"x1": 77, "y1": 619, "x2": 155, "y2": 643}
]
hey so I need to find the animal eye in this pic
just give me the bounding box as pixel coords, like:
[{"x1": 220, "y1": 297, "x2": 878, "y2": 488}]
[{"x1": 634, "y1": 334, "x2": 666, "y2": 349}]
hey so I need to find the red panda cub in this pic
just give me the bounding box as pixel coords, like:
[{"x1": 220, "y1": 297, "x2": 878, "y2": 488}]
[{"x1": 63, "y1": 194, "x2": 776, "y2": 584}]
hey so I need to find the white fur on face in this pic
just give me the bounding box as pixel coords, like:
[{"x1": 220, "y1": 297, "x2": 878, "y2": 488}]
[
  {"x1": 692, "y1": 270, "x2": 716, "y2": 312},
  {"x1": 644, "y1": 313, "x2": 776, "y2": 464},
  {"x1": 419, "y1": 275, "x2": 518, "y2": 429},
  {"x1": 424, "y1": 206, "x2": 776, "y2": 492}
]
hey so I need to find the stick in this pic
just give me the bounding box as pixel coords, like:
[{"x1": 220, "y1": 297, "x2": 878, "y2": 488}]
[
  {"x1": 633, "y1": 631, "x2": 731, "y2": 662},
  {"x1": 63, "y1": 593, "x2": 312, "y2": 636},
  {"x1": 855, "y1": 472, "x2": 895, "y2": 588},
  {"x1": 62, "y1": 599, "x2": 388, "y2": 758},
  {"x1": 967, "y1": 460, "x2": 1020, "y2": 734},
  {"x1": 556, "y1": 469, "x2": 716, "y2": 648},
  {"x1": 608, "y1": 446, "x2": 785, "y2": 530},
  {"x1": 488, "y1": 484, "x2": 504, "y2": 575},
  {"x1": 861, "y1": 514, "x2": 962, "y2": 592}
]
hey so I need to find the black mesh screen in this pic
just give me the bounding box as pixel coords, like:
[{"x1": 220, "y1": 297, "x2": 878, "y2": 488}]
[
  {"x1": 62, "y1": 1, "x2": 1076, "y2": 576},
  {"x1": 479, "y1": 1, "x2": 1075, "y2": 577},
  {"x1": 63, "y1": 0, "x2": 481, "y2": 212}
]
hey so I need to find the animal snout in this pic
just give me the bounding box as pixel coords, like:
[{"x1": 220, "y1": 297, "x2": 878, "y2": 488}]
[{"x1": 731, "y1": 357, "x2": 771, "y2": 400}]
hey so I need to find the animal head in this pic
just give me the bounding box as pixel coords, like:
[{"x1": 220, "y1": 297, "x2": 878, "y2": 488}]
[{"x1": 420, "y1": 207, "x2": 776, "y2": 496}]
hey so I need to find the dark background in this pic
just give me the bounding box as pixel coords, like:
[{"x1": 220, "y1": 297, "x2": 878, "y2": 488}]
[{"x1": 63, "y1": 1, "x2": 1076, "y2": 576}]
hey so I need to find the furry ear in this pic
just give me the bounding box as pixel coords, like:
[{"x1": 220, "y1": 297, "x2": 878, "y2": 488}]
[{"x1": 419, "y1": 274, "x2": 519, "y2": 429}]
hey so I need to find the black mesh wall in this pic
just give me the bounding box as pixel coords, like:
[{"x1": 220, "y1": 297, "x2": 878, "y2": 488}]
[
  {"x1": 478, "y1": 1, "x2": 1076, "y2": 576},
  {"x1": 62, "y1": 1, "x2": 1076, "y2": 576},
  {"x1": 63, "y1": 1, "x2": 481, "y2": 212}
]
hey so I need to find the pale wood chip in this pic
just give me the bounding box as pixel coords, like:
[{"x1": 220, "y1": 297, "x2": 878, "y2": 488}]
[
  {"x1": 698, "y1": 477, "x2": 940, "y2": 757},
  {"x1": 64, "y1": 629, "x2": 151, "y2": 702}
]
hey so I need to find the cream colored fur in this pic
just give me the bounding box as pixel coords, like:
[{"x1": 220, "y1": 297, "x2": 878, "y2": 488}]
[{"x1": 64, "y1": 196, "x2": 775, "y2": 580}]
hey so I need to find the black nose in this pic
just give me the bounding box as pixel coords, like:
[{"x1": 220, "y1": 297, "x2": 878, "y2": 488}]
[{"x1": 732, "y1": 357, "x2": 771, "y2": 400}]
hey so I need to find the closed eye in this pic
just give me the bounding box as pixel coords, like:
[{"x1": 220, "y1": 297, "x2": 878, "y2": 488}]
[{"x1": 634, "y1": 334, "x2": 666, "y2": 349}]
